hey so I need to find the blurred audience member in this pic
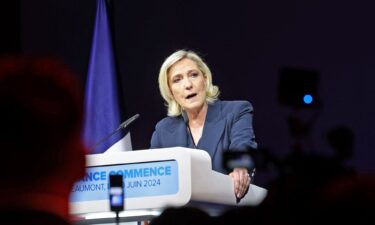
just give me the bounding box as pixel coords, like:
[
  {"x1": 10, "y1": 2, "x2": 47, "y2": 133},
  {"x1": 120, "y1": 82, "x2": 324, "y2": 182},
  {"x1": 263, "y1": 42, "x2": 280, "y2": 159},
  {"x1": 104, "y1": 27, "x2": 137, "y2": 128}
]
[
  {"x1": 149, "y1": 206, "x2": 214, "y2": 225},
  {"x1": 312, "y1": 173, "x2": 375, "y2": 225},
  {"x1": 0, "y1": 56, "x2": 86, "y2": 225}
]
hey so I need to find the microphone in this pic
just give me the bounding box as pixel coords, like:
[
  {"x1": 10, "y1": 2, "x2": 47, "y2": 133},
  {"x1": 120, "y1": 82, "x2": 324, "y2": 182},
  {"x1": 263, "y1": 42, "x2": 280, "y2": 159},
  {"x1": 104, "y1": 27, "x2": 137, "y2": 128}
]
[
  {"x1": 182, "y1": 111, "x2": 196, "y2": 148},
  {"x1": 118, "y1": 114, "x2": 140, "y2": 130},
  {"x1": 91, "y1": 114, "x2": 140, "y2": 150},
  {"x1": 181, "y1": 111, "x2": 189, "y2": 124}
]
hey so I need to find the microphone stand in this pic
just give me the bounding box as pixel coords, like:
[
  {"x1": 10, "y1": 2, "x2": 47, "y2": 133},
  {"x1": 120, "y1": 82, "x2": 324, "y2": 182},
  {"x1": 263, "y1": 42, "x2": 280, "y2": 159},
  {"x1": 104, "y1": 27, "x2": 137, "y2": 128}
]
[{"x1": 115, "y1": 211, "x2": 120, "y2": 225}]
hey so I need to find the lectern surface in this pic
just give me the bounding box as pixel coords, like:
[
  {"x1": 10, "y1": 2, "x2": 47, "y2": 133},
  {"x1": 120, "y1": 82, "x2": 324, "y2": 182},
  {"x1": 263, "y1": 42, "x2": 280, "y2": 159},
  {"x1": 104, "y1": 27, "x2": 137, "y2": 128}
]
[{"x1": 70, "y1": 147, "x2": 267, "y2": 223}]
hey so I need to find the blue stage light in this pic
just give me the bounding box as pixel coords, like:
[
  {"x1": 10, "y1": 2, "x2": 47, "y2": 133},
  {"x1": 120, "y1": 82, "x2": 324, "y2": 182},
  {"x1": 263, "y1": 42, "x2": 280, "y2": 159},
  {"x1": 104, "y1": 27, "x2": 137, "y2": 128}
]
[{"x1": 303, "y1": 94, "x2": 313, "y2": 104}]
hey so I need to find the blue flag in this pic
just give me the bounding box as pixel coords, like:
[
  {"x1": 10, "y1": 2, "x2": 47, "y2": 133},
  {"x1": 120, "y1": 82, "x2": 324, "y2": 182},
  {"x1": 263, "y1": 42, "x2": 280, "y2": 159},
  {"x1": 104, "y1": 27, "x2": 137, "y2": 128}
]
[{"x1": 83, "y1": 0, "x2": 131, "y2": 154}]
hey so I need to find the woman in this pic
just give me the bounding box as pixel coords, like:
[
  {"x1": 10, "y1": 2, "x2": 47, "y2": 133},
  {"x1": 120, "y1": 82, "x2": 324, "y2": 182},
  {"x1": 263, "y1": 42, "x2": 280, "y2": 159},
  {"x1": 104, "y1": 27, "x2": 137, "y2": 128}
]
[{"x1": 150, "y1": 49, "x2": 257, "y2": 199}]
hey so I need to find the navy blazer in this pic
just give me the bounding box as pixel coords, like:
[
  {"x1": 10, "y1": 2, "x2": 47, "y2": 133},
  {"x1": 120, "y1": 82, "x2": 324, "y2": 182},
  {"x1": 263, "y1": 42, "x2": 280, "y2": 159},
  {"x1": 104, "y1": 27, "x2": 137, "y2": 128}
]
[{"x1": 150, "y1": 100, "x2": 257, "y2": 173}]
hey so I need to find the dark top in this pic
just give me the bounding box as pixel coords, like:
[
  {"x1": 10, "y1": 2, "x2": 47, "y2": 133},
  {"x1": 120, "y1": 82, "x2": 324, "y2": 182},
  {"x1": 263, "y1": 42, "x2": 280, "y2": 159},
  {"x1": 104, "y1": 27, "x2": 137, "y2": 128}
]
[{"x1": 150, "y1": 100, "x2": 257, "y2": 173}]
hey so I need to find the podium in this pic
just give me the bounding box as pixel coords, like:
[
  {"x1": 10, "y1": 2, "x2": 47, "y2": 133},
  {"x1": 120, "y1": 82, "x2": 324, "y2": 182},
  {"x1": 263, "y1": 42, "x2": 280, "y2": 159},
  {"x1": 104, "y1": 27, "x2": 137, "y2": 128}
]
[{"x1": 70, "y1": 147, "x2": 267, "y2": 223}]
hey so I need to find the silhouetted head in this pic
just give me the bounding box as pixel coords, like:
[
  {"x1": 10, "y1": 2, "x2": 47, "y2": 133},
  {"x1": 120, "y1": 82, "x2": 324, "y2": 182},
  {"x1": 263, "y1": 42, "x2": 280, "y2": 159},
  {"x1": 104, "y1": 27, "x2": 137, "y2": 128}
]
[
  {"x1": 326, "y1": 126, "x2": 354, "y2": 159},
  {"x1": 0, "y1": 56, "x2": 86, "y2": 185},
  {"x1": 149, "y1": 206, "x2": 213, "y2": 225}
]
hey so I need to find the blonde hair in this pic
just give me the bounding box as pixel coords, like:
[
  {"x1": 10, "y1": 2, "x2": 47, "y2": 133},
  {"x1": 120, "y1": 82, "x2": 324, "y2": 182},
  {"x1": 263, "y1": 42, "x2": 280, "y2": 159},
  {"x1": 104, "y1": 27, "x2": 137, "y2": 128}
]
[{"x1": 158, "y1": 50, "x2": 220, "y2": 116}]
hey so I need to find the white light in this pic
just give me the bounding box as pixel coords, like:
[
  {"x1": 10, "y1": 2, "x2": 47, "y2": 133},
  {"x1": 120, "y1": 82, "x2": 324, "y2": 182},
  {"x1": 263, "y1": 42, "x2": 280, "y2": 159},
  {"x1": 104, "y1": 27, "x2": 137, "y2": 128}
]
[{"x1": 83, "y1": 209, "x2": 162, "y2": 220}]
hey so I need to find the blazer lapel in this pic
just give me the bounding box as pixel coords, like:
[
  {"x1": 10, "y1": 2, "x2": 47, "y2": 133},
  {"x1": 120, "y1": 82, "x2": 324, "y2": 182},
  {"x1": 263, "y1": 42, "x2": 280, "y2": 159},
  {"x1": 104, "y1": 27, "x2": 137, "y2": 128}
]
[
  {"x1": 165, "y1": 117, "x2": 189, "y2": 147},
  {"x1": 198, "y1": 102, "x2": 226, "y2": 159}
]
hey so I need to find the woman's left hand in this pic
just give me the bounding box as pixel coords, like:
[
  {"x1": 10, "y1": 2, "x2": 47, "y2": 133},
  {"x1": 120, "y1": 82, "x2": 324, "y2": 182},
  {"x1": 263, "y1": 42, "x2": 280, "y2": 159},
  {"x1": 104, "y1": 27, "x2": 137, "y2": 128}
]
[{"x1": 229, "y1": 167, "x2": 251, "y2": 199}]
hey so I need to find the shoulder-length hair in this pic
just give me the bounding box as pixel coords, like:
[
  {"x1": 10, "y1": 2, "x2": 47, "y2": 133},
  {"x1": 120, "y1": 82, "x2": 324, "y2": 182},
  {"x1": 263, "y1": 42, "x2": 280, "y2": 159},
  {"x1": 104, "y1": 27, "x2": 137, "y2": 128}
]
[{"x1": 158, "y1": 50, "x2": 220, "y2": 116}]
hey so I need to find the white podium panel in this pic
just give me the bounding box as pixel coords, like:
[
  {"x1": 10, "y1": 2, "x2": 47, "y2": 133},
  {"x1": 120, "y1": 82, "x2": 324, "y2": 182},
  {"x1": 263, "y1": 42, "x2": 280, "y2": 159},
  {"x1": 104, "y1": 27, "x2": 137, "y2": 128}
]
[{"x1": 70, "y1": 147, "x2": 267, "y2": 215}]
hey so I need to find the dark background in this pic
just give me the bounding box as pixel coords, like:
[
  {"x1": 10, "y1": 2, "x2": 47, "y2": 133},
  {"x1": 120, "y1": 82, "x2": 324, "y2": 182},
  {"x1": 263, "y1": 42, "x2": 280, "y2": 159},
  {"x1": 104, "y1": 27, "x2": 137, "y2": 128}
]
[{"x1": 3, "y1": 0, "x2": 374, "y2": 185}]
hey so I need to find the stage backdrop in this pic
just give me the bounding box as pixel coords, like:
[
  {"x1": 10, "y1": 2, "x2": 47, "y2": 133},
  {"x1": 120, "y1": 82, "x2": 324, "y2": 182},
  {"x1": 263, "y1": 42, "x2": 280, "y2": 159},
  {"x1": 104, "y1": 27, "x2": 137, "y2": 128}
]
[{"x1": 20, "y1": 0, "x2": 375, "y2": 183}]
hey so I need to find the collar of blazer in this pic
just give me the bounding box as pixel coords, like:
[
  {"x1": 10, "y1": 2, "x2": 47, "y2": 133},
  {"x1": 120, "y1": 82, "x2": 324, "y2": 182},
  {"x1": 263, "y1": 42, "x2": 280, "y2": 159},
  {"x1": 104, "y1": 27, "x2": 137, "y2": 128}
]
[{"x1": 165, "y1": 101, "x2": 226, "y2": 159}]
